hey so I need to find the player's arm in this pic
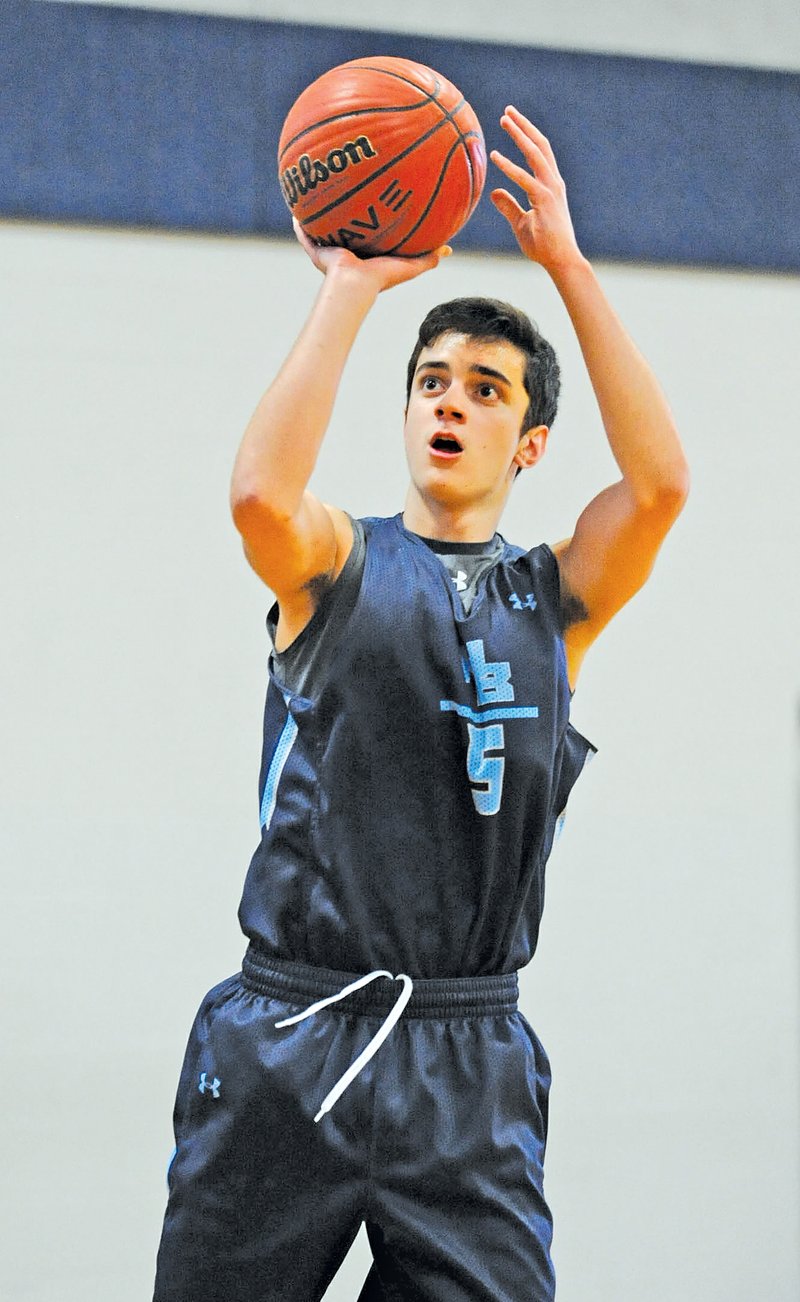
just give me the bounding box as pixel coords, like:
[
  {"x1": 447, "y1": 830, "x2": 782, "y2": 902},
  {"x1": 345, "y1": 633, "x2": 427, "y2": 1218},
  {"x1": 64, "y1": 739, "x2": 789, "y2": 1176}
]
[
  {"x1": 491, "y1": 107, "x2": 689, "y2": 683},
  {"x1": 230, "y1": 224, "x2": 449, "y2": 644}
]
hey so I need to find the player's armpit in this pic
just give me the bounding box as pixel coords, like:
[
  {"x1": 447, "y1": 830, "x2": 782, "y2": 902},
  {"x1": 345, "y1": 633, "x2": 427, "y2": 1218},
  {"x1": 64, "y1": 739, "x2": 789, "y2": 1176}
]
[{"x1": 552, "y1": 476, "x2": 687, "y2": 677}]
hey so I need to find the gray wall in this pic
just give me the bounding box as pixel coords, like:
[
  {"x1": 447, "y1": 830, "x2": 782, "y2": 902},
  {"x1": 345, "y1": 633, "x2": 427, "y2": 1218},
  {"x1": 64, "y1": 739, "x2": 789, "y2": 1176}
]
[{"x1": 4, "y1": 4, "x2": 799, "y2": 1301}]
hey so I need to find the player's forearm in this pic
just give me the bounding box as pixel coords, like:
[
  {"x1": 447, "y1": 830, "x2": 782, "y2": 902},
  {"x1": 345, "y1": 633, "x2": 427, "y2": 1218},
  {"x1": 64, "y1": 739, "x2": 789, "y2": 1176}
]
[
  {"x1": 231, "y1": 265, "x2": 379, "y2": 520},
  {"x1": 550, "y1": 255, "x2": 689, "y2": 507}
]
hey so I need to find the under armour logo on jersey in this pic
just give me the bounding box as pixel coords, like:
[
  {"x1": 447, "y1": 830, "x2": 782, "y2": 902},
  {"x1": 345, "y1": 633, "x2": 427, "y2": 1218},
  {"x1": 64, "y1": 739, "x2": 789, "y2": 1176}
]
[
  {"x1": 452, "y1": 570, "x2": 468, "y2": 592},
  {"x1": 198, "y1": 1072, "x2": 221, "y2": 1098},
  {"x1": 509, "y1": 592, "x2": 537, "y2": 612}
]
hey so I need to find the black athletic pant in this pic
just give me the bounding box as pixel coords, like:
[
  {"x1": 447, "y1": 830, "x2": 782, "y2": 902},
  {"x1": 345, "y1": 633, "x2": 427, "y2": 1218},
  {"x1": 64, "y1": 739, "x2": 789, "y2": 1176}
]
[{"x1": 153, "y1": 949, "x2": 555, "y2": 1301}]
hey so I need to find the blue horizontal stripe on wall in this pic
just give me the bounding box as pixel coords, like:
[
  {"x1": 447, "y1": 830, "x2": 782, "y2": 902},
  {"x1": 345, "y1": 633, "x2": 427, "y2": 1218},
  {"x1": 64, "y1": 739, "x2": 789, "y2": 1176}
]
[{"x1": 3, "y1": 1, "x2": 799, "y2": 270}]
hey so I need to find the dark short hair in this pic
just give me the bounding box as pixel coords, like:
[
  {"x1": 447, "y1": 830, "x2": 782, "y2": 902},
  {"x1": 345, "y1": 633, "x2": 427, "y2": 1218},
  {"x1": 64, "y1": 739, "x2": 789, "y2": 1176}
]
[{"x1": 405, "y1": 297, "x2": 560, "y2": 430}]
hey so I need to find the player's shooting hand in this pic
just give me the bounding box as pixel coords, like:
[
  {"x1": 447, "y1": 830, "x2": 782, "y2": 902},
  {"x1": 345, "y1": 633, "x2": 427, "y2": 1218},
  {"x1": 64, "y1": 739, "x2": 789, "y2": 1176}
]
[
  {"x1": 293, "y1": 217, "x2": 451, "y2": 291},
  {"x1": 490, "y1": 107, "x2": 582, "y2": 272}
]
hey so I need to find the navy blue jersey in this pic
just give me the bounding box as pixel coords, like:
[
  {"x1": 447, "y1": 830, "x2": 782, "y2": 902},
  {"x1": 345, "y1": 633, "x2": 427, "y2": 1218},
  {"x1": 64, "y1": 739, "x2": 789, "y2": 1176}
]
[{"x1": 238, "y1": 514, "x2": 594, "y2": 978}]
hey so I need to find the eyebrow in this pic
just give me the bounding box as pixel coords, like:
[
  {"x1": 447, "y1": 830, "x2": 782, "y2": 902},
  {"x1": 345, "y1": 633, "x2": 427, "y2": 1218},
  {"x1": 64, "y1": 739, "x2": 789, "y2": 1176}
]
[{"x1": 416, "y1": 360, "x2": 513, "y2": 387}]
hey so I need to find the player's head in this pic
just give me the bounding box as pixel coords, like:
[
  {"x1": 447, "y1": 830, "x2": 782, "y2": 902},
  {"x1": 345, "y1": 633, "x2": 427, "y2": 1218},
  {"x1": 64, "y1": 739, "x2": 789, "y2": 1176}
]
[
  {"x1": 405, "y1": 297, "x2": 560, "y2": 433},
  {"x1": 403, "y1": 298, "x2": 559, "y2": 516}
]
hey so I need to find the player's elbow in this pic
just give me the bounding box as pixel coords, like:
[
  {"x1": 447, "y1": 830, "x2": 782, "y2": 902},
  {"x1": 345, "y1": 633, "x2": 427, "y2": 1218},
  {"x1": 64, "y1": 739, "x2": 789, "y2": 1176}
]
[
  {"x1": 658, "y1": 461, "x2": 690, "y2": 520},
  {"x1": 638, "y1": 457, "x2": 690, "y2": 526}
]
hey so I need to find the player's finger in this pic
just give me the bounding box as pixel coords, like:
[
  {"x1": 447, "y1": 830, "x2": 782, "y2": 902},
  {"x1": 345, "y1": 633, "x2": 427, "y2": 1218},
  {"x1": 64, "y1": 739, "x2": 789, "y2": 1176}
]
[
  {"x1": 406, "y1": 246, "x2": 452, "y2": 274},
  {"x1": 383, "y1": 244, "x2": 452, "y2": 284},
  {"x1": 503, "y1": 105, "x2": 559, "y2": 165},
  {"x1": 489, "y1": 188, "x2": 527, "y2": 222},
  {"x1": 498, "y1": 116, "x2": 556, "y2": 186},
  {"x1": 292, "y1": 216, "x2": 320, "y2": 258},
  {"x1": 490, "y1": 149, "x2": 541, "y2": 201},
  {"x1": 407, "y1": 244, "x2": 453, "y2": 270}
]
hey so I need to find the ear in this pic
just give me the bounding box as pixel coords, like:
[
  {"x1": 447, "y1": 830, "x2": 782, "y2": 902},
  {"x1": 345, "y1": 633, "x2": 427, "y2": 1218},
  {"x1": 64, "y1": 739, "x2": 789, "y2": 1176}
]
[{"x1": 513, "y1": 425, "x2": 549, "y2": 472}]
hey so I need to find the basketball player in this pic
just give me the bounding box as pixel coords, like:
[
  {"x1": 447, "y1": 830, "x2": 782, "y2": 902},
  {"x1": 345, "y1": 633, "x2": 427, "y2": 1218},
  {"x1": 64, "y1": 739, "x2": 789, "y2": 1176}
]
[{"x1": 153, "y1": 107, "x2": 688, "y2": 1301}]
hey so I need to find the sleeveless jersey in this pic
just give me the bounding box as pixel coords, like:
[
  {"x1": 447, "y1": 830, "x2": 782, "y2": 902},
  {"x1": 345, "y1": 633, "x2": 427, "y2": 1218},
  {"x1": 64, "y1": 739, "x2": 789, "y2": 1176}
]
[{"x1": 238, "y1": 514, "x2": 594, "y2": 978}]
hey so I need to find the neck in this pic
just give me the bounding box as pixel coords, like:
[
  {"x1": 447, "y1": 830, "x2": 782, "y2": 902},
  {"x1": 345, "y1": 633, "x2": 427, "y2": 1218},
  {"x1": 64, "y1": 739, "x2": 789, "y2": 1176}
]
[{"x1": 402, "y1": 484, "x2": 507, "y2": 542}]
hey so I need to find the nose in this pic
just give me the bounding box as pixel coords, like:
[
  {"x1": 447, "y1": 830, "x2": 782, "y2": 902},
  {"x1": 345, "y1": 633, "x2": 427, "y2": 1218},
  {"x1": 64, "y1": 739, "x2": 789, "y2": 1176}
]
[{"x1": 435, "y1": 390, "x2": 466, "y2": 422}]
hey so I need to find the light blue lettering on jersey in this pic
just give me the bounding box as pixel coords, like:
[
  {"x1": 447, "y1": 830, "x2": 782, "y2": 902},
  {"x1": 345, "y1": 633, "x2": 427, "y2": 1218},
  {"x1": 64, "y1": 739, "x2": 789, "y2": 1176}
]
[
  {"x1": 440, "y1": 701, "x2": 539, "y2": 723},
  {"x1": 464, "y1": 638, "x2": 514, "y2": 704},
  {"x1": 441, "y1": 638, "x2": 539, "y2": 817}
]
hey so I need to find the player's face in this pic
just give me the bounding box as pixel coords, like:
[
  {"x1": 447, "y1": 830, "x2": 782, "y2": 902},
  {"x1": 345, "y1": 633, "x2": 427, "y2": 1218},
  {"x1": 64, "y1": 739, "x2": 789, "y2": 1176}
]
[{"x1": 403, "y1": 333, "x2": 547, "y2": 509}]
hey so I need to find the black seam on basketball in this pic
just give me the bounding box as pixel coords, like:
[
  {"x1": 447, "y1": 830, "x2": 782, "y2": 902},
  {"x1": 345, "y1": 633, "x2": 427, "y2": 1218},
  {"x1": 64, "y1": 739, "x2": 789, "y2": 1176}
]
[
  {"x1": 279, "y1": 102, "x2": 440, "y2": 164},
  {"x1": 280, "y1": 68, "x2": 468, "y2": 166},
  {"x1": 279, "y1": 66, "x2": 447, "y2": 162},
  {"x1": 434, "y1": 106, "x2": 479, "y2": 212},
  {"x1": 425, "y1": 92, "x2": 481, "y2": 212},
  {"x1": 300, "y1": 114, "x2": 453, "y2": 226},
  {"x1": 382, "y1": 136, "x2": 465, "y2": 255},
  {"x1": 432, "y1": 98, "x2": 478, "y2": 206},
  {"x1": 342, "y1": 65, "x2": 443, "y2": 96},
  {"x1": 299, "y1": 92, "x2": 474, "y2": 229}
]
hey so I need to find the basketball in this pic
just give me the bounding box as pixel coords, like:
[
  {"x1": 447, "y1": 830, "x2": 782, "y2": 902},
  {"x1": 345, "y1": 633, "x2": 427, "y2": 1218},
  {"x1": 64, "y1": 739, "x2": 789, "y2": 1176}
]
[{"x1": 278, "y1": 56, "x2": 486, "y2": 257}]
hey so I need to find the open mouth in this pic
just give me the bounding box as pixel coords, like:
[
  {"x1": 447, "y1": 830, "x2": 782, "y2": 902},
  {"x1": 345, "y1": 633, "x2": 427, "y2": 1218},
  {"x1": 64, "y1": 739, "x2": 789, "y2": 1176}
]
[{"x1": 430, "y1": 434, "x2": 463, "y2": 457}]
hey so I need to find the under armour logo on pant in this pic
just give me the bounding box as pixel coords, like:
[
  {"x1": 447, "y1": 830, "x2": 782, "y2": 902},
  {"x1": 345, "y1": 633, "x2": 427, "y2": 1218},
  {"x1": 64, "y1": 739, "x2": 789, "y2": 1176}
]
[{"x1": 198, "y1": 1072, "x2": 221, "y2": 1098}]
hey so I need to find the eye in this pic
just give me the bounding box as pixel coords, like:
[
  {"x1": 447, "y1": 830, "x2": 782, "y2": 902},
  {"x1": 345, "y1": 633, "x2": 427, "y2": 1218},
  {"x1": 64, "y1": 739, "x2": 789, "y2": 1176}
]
[
  {"x1": 421, "y1": 375, "x2": 442, "y2": 392},
  {"x1": 477, "y1": 383, "x2": 498, "y2": 399}
]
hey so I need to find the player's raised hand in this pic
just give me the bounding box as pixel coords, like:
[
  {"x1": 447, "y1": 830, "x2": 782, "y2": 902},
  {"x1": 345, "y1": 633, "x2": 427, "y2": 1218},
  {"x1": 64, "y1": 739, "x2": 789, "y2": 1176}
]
[
  {"x1": 490, "y1": 107, "x2": 581, "y2": 272},
  {"x1": 293, "y1": 218, "x2": 451, "y2": 292}
]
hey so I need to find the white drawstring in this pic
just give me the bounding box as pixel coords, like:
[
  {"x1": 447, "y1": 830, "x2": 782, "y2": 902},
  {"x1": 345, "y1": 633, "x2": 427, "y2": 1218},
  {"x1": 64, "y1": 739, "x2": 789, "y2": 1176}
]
[{"x1": 275, "y1": 969, "x2": 414, "y2": 1123}]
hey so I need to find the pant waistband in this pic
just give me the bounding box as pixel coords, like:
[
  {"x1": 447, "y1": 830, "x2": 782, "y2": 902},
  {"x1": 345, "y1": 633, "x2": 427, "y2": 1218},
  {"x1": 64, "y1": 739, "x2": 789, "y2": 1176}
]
[{"x1": 241, "y1": 947, "x2": 519, "y2": 1019}]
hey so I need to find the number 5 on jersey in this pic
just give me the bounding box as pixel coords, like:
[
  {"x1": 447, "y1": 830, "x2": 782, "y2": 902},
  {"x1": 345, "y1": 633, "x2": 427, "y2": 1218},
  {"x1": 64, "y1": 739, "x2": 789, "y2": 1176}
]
[{"x1": 467, "y1": 722, "x2": 505, "y2": 816}]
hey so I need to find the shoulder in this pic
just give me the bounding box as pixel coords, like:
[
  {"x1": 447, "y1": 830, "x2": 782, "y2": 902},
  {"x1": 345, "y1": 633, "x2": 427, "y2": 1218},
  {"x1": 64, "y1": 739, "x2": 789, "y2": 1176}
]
[
  {"x1": 357, "y1": 513, "x2": 399, "y2": 541},
  {"x1": 502, "y1": 540, "x2": 581, "y2": 623}
]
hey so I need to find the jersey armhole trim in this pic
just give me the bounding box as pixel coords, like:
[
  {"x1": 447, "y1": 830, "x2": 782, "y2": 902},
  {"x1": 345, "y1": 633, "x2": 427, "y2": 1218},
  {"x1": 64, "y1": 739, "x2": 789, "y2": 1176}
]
[{"x1": 269, "y1": 516, "x2": 366, "y2": 661}]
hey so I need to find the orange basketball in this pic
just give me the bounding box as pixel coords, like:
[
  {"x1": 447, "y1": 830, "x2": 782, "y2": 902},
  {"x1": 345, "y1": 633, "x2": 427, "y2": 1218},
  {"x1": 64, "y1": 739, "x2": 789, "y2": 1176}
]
[{"x1": 278, "y1": 56, "x2": 486, "y2": 257}]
